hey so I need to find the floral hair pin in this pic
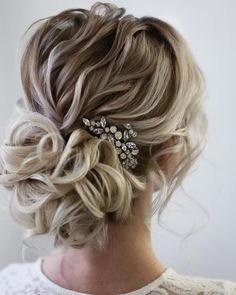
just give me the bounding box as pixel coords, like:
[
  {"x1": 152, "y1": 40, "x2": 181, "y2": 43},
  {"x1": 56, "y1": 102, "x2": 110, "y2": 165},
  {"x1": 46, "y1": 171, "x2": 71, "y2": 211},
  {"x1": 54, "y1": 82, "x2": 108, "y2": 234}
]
[{"x1": 82, "y1": 116, "x2": 139, "y2": 169}]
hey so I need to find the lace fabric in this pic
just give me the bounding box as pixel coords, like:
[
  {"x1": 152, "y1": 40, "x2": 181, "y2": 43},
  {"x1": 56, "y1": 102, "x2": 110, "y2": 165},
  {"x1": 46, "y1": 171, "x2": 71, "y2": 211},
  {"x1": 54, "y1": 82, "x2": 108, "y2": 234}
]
[{"x1": 0, "y1": 257, "x2": 236, "y2": 294}]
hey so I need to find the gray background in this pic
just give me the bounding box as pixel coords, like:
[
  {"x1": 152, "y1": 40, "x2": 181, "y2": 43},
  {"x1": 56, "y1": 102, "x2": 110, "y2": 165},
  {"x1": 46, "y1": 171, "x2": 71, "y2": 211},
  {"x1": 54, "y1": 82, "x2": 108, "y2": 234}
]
[{"x1": 0, "y1": 0, "x2": 235, "y2": 281}]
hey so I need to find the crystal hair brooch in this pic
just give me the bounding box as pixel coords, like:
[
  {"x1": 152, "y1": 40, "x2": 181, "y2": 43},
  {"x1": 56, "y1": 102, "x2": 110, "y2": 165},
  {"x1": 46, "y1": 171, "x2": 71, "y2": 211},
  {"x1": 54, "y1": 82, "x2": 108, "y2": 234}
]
[{"x1": 82, "y1": 116, "x2": 139, "y2": 169}]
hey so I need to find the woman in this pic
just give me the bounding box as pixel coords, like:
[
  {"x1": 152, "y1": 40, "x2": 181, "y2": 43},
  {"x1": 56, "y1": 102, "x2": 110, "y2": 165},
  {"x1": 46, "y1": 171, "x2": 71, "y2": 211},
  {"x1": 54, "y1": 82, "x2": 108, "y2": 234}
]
[{"x1": 0, "y1": 2, "x2": 235, "y2": 294}]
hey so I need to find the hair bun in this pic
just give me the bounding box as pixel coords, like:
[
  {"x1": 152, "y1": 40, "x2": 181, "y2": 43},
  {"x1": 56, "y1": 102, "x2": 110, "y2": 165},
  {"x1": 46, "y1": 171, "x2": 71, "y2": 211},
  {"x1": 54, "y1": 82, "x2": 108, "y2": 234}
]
[{"x1": 0, "y1": 111, "x2": 147, "y2": 249}]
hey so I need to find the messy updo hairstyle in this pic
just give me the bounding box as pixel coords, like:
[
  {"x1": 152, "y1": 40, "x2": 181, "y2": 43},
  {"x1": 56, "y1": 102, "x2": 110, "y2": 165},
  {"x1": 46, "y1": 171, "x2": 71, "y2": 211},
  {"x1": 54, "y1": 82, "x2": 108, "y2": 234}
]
[{"x1": 0, "y1": 2, "x2": 208, "y2": 251}]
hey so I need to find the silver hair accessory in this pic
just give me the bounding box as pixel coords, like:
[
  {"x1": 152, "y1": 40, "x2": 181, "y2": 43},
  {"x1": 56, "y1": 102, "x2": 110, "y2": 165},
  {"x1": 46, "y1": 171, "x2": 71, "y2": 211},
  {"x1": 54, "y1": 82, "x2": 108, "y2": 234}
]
[{"x1": 82, "y1": 116, "x2": 139, "y2": 169}]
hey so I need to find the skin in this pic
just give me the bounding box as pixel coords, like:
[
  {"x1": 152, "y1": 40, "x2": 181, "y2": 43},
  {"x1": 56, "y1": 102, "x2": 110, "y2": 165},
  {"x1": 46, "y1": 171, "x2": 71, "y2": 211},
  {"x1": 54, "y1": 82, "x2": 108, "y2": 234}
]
[
  {"x1": 41, "y1": 180, "x2": 167, "y2": 295},
  {"x1": 41, "y1": 139, "x2": 176, "y2": 294}
]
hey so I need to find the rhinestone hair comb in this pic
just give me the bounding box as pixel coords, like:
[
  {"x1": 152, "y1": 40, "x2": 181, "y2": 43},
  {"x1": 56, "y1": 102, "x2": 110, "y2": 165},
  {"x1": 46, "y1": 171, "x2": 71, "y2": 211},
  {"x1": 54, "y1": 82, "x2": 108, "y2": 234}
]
[{"x1": 82, "y1": 116, "x2": 139, "y2": 169}]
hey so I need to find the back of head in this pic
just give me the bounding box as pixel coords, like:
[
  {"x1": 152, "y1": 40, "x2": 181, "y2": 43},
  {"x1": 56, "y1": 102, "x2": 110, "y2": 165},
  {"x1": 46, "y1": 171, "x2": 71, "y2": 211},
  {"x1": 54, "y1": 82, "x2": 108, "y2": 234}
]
[{"x1": 0, "y1": 2, "x2": 208, "y2": 251}]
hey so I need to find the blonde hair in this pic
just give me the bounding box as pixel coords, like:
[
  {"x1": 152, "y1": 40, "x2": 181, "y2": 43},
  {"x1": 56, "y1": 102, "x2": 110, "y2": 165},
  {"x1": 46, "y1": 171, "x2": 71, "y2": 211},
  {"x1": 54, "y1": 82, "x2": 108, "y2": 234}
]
[{"x1": 0, "y1": 2, "x2": 208, "y2": 251}]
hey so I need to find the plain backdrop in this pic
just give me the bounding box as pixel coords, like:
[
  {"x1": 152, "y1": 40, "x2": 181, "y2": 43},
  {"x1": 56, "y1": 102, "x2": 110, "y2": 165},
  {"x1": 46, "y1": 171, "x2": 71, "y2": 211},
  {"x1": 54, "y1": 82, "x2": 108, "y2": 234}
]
[{"x1": 0, "y1": 0, "x2": 235, "y2": 281}]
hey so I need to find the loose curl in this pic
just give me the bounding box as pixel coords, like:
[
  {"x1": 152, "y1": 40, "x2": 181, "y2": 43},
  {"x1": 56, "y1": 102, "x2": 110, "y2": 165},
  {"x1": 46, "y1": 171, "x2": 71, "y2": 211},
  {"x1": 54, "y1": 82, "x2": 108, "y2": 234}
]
[
  {"x1": 0, "y1": 2, "x2": 208, "y2": 251},
  {"x1": 0, "y1": 110, "x2": 146, "y2": 249}
]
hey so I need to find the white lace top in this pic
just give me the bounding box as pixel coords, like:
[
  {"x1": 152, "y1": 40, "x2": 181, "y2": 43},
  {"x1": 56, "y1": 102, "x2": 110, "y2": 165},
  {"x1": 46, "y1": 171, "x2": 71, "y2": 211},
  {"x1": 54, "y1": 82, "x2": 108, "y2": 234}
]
[{"x1": 0, "y1": 257, "x2": 236, "y2": 294}]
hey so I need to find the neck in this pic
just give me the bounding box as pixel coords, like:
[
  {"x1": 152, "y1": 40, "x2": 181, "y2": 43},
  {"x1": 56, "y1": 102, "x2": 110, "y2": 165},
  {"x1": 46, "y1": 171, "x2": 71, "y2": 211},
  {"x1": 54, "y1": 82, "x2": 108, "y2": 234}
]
[
  {"x1": 42, "y1": 219, "x2": 166, "y2": 294},
  {"x1": 42, "y1": 182, "x2": 166, "y2": 294}
]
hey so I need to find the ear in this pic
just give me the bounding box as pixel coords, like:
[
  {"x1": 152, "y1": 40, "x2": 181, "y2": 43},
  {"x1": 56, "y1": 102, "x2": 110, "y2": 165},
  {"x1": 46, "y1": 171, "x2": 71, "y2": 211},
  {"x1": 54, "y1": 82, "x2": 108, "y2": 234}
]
[{"x1": 150, "y1": 137, "x2": 177, "y2": 191}]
